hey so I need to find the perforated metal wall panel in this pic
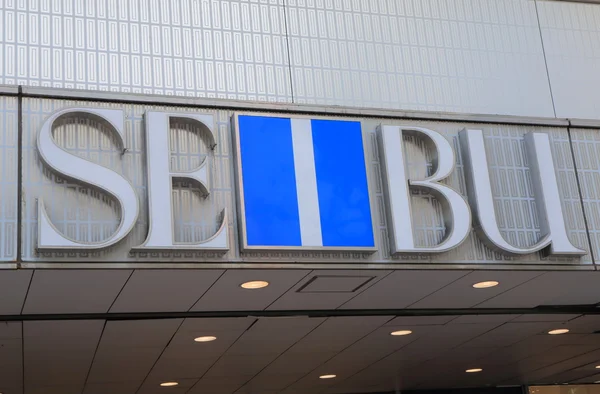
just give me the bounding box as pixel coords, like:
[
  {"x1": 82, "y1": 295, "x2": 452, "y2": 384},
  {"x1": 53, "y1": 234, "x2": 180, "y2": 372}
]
[
  {"x1": 19, "y1": 96, "x2": 591, "y2": 266},
  {"x1": 537, "y1": 0, "x2": 600, "y2": 119},
  {"x1": 0, "y1": 0, "x2": 292, "y2": 102},
  {"x1": 285, "y1": 0, "x2": 555, "y2": 117},
  {"x1": 0, "y1": 94, "x2": 17, "y2": 261}
]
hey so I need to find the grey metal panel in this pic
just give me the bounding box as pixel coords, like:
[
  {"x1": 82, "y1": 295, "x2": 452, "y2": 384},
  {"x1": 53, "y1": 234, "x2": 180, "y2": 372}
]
[
  {"x1": 569, "y1": 128, "x2": 600, "y2": 265},
  {"x1": 21, "y1": 97, "x2": 590, "y2": 266},
  {"x1": 0, "y1": 95, "x2": 18, "y2": 261},
  {"x1": 0, "y1": 0, "x2": 292, "y2": 102},
  {"x1": 537, "y1": 0, "x2": 600, "y2": 119},
  {"x1": 285, "y1": 0, "x2": 555, "y2": 117},
  {"x1": 21, "y1": 85, "x2": 575, "y2": 127}
]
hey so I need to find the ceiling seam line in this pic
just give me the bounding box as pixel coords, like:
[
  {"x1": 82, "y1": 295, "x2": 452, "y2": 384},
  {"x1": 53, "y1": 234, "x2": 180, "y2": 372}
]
[
  {"x1": 105, "y1": 270, "x2": 135, "y2": 312},
  {"x1": 470, "y1": 272, "x2": 549, "y2": 309},
  {"x1": 186, "y1": 269, "x2": 228, "y2": 312},
  {"x1": 403, "y1": 270, "x2": 474, "y2": 308},
  {"x1": 19, "y1": 271, "x2": 35, "y2": 315},
  {"x1": 81, "y1": 320, "x2": 108, "y2": 392},
  {"x1": 336, "y1": 270, "x2": 395, "y2": 309},
  {"x1": 184, "y1": 316, "x2": 259, "y2": 394},
  {"x1": 277, "y1": 316, "x2": 407, "y2": 393},
  {"x1": 232, "y1": 316, "x2": 330, "y2": 393},
  {"x1": 262, "y1": 269, "x2": 314, "y2": 310},
  {"x1": 134, "y1": 318, "x2": 186, "y2": 394}
]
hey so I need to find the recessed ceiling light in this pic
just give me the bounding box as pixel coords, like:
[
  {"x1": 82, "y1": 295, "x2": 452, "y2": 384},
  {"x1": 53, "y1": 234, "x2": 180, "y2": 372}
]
[
  {"x1": 595, "y1": 365, "x2": 600, "y2": 369},
  {"x1": 160, "y1": 382, "x2": 179, "y2": 387},
  {"x1": 466, "y1": 368, "x2": 483, "y2": 373},
  {"x1": 472, "y1": 281, "x2": 499, "y2": 289},
  {"x1": 194, "y1": 336, "x2": 217, "y2": 342},
  {"x1": 548, "y1": 329, "x2": 570, "y2": 335},
  {"x1": 319, "y1": 374, "x2": 337, "y2": 379},
  {"x1": 240, "y1": 280, "x2": 269, "y2": 289},
  {"x1": 390, "y1": 330, "x2": 413, "y2": 336}
]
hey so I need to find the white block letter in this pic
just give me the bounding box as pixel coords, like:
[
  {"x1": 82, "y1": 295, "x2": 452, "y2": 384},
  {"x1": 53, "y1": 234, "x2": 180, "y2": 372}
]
[
  {"x1": 377, "y1": 125, "x2": 471, "y2": 253},
  {"x1": 37, "y1": 108, "x2": 139, "y2": 249},
  {"x1": 135, "y1": 112, "x2": 228, "y2": 251},
  {"x1": 459, "y1": 129, "x2": 585, "y2": 257}
]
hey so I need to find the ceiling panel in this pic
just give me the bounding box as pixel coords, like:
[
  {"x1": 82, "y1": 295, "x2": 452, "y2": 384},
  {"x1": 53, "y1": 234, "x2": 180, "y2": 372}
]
[
  {"x1": 98, "y1": 319, "x2": 182, "y2": 349},
  {"x1": 410, "y1": 271, "x2": 544, "y2": 309},
  {"x1": 267, "y1": 270, "x2": 391, "y2": 311},
  {"x1": 186, "y1": 376, "x2": 247, "y2": 394},
  {"x1": 226, "y1": 317, "x2": 325, "y2": 356},
  {"x1": 166, "y1": 317, "x2": 255, "y2": 352},
  {"x1": 24, "y1": 320, "x2": 104, "y2": 390},
  {"x1": 25, "y1": 385, "x2": 83, "y2": 394},
  {"x1": 136, "y1": 377, "x2": 197, "y2": 394},
  {"x1": 0, "y1": 270, "x2": 32, "y2": 314},
  {"x1": 22, "y1": 270, "x2": 131, "y2": 314},
  {"x1": 87, "y1": 320, "x2": 183, "y2": 386},
  {"x1": 147, "y1": 317, "x2": 256, "y2": 381},
  {"x1": 283, "y1": 316, "x2": 392, "y2": 354},
  {"x1": 87, "y1": 346, "x2": 164, "y2": 384},
  {"x1": 190, "y1": 269, "x2": 310, "y2": 311},
  {"x1": 0, "y1": 322, "x2": 22, "y2": 394},
  {"x1": 479, "y1": 272, "x2": 600, "y2": 308},
  {"x1": 109, "y1": 269, "x2": 224, "y2": 312},
  {"x1": 203, "y1": 353, "x2": 281, "y2": 379},
  {"x1": 83, "y1": 381, "x2": 141, "y2": 394},
  {"x1": 562, "y1": 315, "x2": 600, "y2": 333},
  {"x1": 339, "y1": 270, "x2": 469, "y2": 310},
  {"x1": 9, "y1": 313, "x2": 600, "y2": 393},
  {"x1": 464, "y1": 322, "x2": 561, "y2": 348}
]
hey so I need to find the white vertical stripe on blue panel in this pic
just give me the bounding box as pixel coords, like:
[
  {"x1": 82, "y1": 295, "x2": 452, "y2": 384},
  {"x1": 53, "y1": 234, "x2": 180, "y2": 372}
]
[{"x1": 290, "y1": 118, "x2": 323, "y2": 247}]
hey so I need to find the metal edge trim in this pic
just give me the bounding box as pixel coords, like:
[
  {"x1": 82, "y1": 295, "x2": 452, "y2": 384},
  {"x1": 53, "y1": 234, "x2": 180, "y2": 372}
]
[
  {"x1": 18, "y1": 262, "x2": 594, "y2": 270},
  {"x1": 17, "y1": 86, "x2": 577, "y2": 128},
  {"x1": 0, "y1": 85, "x2": 19, "y2": 95},
  {"x1": 569, "y1": 118, "x2": 600, "y2": 129}
]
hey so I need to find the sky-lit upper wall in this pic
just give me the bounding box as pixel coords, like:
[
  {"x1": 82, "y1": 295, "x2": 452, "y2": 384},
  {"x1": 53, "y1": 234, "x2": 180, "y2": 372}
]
[
  {"x1": 0, "y1": 0, "x2": 597, "y2": 119},
  {"x1": 537, "y1": 0, "x2": 600, "y2": 119}
]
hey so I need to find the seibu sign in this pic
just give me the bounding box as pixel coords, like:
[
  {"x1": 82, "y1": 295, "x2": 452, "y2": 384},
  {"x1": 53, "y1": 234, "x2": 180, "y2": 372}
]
[{"x1": 34, "y1": 108, "x2": 585, "y2": 258}]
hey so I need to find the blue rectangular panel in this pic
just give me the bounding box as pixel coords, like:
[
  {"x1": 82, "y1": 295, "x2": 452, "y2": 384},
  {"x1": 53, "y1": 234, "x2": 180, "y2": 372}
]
[
  {"x1": 311, "y1": 119, "x2": 375, "y2": 247},
  {"x1": 238, "y1": 115, "x2": 302, "y2": 246}
]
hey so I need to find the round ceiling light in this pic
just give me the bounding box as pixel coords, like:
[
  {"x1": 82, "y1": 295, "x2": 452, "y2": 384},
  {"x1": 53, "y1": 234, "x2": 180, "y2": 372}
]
[
  {"x1": 240, "y1": 281, "x2": 269, "y2": 289},
  {"x1": 160, "y1": 382, "x2": 179, "y2": 387},
  {"x1": 472, "y1": 281, "x2": 499, "y2": 289},
  {"x1": 466, "y1": 368, "x2": 483, "y2": 373},
  {"x1": 548, "y1": 329, "x2": 570, "y2": 335},
  {"x1": 319, "y1": 374, "x2": 337, "y2": 379},
  {"x1": 390, "y1": 330, "x2": 413, "y2": 336},
  {"x1": 194, "y1": 336, "x2": 217, "y2": 343}
]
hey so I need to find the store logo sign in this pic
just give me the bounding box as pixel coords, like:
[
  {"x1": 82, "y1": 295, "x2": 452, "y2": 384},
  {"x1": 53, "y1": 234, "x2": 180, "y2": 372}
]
[{"x1": 35, "y1": 108, "x2": 586, "y2": 258}]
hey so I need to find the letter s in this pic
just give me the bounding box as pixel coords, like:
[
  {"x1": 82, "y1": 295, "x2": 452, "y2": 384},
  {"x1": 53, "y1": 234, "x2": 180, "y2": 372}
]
[{"x1": 37, "y1": 108, "x2": 139, "y2": 249}]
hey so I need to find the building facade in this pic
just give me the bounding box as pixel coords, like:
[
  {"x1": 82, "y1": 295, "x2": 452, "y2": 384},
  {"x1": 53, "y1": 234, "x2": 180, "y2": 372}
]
[{"x1": 1, "y1": 1, "x2": 600, "y2": 394}]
